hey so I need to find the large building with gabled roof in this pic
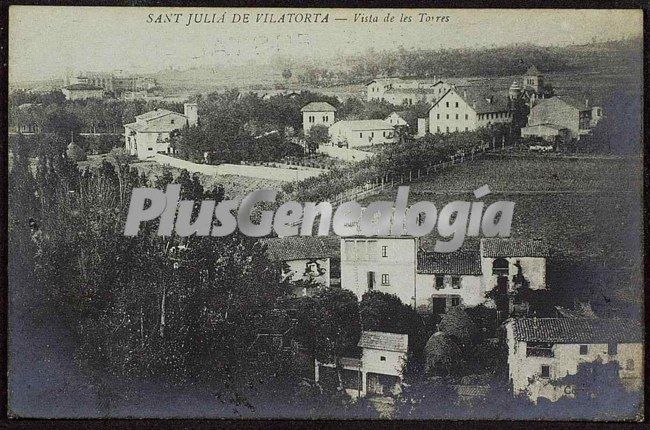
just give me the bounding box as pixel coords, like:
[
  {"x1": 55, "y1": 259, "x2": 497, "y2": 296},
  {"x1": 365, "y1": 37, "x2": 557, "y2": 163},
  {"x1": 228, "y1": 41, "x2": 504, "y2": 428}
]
[
  {"x1": 124, "y1": 103, "x2": 198, "y2": 159},
  {"x1": 300, "y1": 101, "x2": 336, "y2": 134},
  {"x1": 427, "y1": 86, "x2": 513, "y2": 134}
]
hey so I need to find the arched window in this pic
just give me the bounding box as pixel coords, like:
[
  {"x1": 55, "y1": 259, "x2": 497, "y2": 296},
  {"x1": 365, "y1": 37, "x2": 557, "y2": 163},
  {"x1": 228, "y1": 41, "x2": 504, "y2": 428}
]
[{"x1": 492, "y1": 258, "x2": 509, "y2": 276}]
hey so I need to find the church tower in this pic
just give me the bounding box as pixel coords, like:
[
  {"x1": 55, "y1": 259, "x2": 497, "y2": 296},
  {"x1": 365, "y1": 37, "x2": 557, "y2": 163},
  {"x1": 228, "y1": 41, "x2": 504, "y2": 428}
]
[{"x1": 524, "y1": 65, "x2": 543, "y2": 93}]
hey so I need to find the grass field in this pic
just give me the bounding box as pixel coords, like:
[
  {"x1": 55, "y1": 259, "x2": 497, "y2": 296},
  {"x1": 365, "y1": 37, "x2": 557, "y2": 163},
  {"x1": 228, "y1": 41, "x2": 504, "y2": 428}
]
[{"x1": 359, "y1": 153, "x2": 643, "y2": 311}]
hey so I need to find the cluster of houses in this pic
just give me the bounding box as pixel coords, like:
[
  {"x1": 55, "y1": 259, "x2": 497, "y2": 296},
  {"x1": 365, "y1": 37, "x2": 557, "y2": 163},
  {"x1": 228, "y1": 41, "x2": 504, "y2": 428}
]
[
  {"x1": 61, "y1": 70, "x2": 158, "y2": 100},
  {"x1": 301, "y1": 66, "x2": 603, "y2": 149},
  {"x1": 263, "y1": 234, "x2": 643, "y2": 403}
]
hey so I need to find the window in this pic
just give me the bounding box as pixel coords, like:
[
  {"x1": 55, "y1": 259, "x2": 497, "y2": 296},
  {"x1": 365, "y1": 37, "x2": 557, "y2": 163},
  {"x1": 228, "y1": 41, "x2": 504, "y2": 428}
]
[
  {"x1": 465, "y1": 127, "x2": 468, "y2": 131},
  {"x1": 579, "y1": 345, "x2": 588, "y2": 355},
  {"x1": 626, "y1": 359, "x2": 635, "y2": 371},
  {"x1": 381, "y1": 246, "x2": 388, "y2": 258},
  {"x1": 465, "y1": 114, "x2": 468, "y2": 120},
  {"x1": 446, "y1": 102, "x2": 449, "y2": 108},
  {"x1": 437, "y1": 126, "x2": 440, "y2": 132},
  {"x1": 170, "y1": 119, "x2": 175, "y2": 124},
  {"x1": 455, "y1": 102, "x2": 459, "y2": 108},
  {"x1": 608, "y1": 343, "x2": 617, "y2": 355},
  {"x1": 527, "y1": 342, "x2": 554, "y2": 357},
  {"x1": 371, "y1": 132, "x2": 374, "y2": 138},
  {"x1": 451, "y1": 276, "x2": 461, "y2": 289},
  {"x1": 381, "y1": 274, "x2": 390, "y2": 286},
  {"x1": 359, "y1": 132, "x2": 363, "y2": 138},
  {"x1": 380, "y1": 356, "x2": 386, "y2": 361},
  {"x1": 435, "y1": 275, "x2": 444, "y2": 290},
  {"x1": 446, "y1": 126, "x2": 449, "y2": 133},
  {"x1": 446, "y1": 114, "x2": 449, "y2": 120},
  {"x1": 455, "y1": 114, "x2": 459, "y2": 120},
  {"x1": 492, "y1": 258, "x2": 509, "y2": 276},
  {"x1": 437, "y1": 113, "x2": 440, "y2": 120},
  {"x1": 540, "y1": 365, "x2": 550, "y2": 378},
  {"x1": 367, "y1": 271, "x2": 375, "y2": 290},
  {"x1": 451, "y1": 297, "x2": 461, "y2": 307}
]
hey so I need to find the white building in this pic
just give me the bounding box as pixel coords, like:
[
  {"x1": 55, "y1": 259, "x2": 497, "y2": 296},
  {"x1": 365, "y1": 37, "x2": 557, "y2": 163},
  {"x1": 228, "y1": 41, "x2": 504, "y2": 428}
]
[
  {"x1": 428, "y1": 87, "x2": 513, "y2": 134},
  {"x1": 506, "y1": 318, "x2": 643, "y2": 403},
  {"x1": 385, "y1": 110, "x2": 421, "y2": 137},
  {"x1": 300, "y1": 101, "x2": 336, "y2": 134},
  {"x1": 415, "y1": 250, "x2": 484, "y2": 314},
  {"x1": 340, "y1": 237, "x2": 548, "y2": 314},
  {"x1": 124, "y1": 103, "x2": 198, "y2": 159},
  {"x1": 328, "y1": 120, "x2": 396, "y2": 148},
  {"x1": 315, "y1": 331, "x2": 408, "y2": 398},
  {"x1": 61, "y1": 84, "x2": 104, "y2": 101},
  {"x1": 521, "y1": 96, "x2": 601, "y2": 141},
  {"x1": 341, "y1": 237, "x2": 417, "y2": 306},
  {"x1": 263, "y1": 236, "x2": 339, "y2": 296}
]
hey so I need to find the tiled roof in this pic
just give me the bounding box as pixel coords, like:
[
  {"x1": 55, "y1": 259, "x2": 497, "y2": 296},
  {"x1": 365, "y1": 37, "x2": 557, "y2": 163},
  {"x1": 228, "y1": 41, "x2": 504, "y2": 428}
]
[
  {"x1": 392, "y1": 110, "x2": 419, "y2": 127},
  {"x1": 431, "y1": 87, "x2": 510, "y2": 115},
  {"x1": 526, "y1": 65, "x2": 542, "y2": 75},
  {"x1": 262, "y1": 236, "x2": 337, "y2": 262},
  {"x1": 358, "y1": 331, "x2": 408, "y2": 353},
  {"x1": 481, "y1": 238, "x2": 549, "y2": 258},
  {"x1": 301, "y1": 102, "x2": 337, "y2": 112},
  {"x1": 511, "y1": 318, "x2": 643, "y2": 344},
  {"x1": 333, "y1": 119, "x2": 394, "y2": 131},
  {"x1": 453, "y1": 385, "x2": 490, "y2": 398},
  {"x1": 534, "y1": 96, "x2": 591, "y2": 113},
  {"x1": 64, "y1": 84, "x2": 103, "y2": 91},
  {"x1": 384, "y1": 87, "x2": 439, "y2": 94},
  {"x1": 135, "y1": 109, "x2": 185, "y2": 122},
  {"x1": 417, "y1": 250, "x2": 482, "y2": 275}
]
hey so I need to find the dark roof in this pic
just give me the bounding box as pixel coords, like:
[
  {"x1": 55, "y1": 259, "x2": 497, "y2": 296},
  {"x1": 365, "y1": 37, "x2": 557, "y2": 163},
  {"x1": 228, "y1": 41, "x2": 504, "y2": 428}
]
[
  {"x1": 526, "y1": 65, "x2": 542, "y2": 76},
  {"x1": 510, "y1": 318, "x2": 643, "y2": 344},
  {"x1": 391, "y1": 110, "x2": 419, "y2": 127},
  {"x1": 301, "y1": 102, "x2": 336, "y2": 112},
  {"x1": 431, "y1": 87, "x2": 511, "y2": 114},
  {"x1": 358, "y1": 331, "x2": 408, "y2": 353},
  {"x1": 417, "y1": 250, "x2": 482, "y2": 275},
  {"x1": 481, "y1": 238, "x2": 549, "y2": 258},
  {"x1": 64, "y1": 83, "x2": 103, "y2": 91},
  {"x1": 262, "y1": 236, "x2": 337, "y2": 262},
  {"x1": 453, "y1": 385, "x2": 490, "y2": 398}
]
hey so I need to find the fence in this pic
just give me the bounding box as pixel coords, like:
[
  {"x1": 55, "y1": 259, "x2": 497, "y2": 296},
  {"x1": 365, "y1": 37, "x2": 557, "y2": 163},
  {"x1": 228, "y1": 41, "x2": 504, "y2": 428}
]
[
  {"x1": 317, "y1": 145, "x2": 374, "y2": 162},
  {"x1": 330, "y1": 144, "x2": 491, "y2": 206}
]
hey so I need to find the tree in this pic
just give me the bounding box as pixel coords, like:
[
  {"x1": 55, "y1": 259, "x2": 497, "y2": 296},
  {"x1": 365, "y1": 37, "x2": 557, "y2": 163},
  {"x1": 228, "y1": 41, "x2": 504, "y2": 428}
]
[
  {"x1": 424, "y1": 332, "x2": 465, "y2": 376},
  {"x1": 437, "y1": 306, "x2": 478, "y2": 343},
  {"x1": 305, "y1": 124, "x2": 329, "y2": 154}
]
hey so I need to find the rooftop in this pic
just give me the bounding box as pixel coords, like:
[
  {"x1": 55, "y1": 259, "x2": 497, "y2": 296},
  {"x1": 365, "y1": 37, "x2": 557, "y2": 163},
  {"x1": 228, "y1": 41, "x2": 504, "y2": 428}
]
[
  {"x1": 332, "y1": 119, "x2": 394, "y2": 131},
  {"x1": 64, "y1": 83, "x2": 104, "y2": 91},
  {"x1": 534, "y1": 96, "x2": 591, "y2": 112},
  {"x1": 432, "y1": 87, "x2": 511, "y2": 114},
  {"x1": 417, "y1": 250, "x2": 482, "y2": 275},
  {"x1": 135, "y1": 108, "x2": 186, "y2": 122},
  {"x1": 526, "y1": 65, "x2": 542, "y2": 76},
  {"x1": 510, "y1": 318, "x2": 643, "y2": 344},
  {"x1": 358, "y1": 330, "x2": 408, "y2": 353},
  {"x1": 390, "y1": 110, "x2": 419, "y2": 127},
  {"x1": 481, "y1": 238, "x2": 549, "y2": 258},
  {"x1": 301, "y1": 101, "x2": 337, "y2": 112},
  {"x1": 262, "y1": 236, "x2": 338, "y2": 262}
]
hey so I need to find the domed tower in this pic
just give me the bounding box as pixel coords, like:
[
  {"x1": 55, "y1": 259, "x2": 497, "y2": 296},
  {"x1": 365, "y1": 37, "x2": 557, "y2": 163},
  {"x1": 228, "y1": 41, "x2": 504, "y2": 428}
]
[{"x1": 509, "y1": 80, "x2": 521, "y2": 100}]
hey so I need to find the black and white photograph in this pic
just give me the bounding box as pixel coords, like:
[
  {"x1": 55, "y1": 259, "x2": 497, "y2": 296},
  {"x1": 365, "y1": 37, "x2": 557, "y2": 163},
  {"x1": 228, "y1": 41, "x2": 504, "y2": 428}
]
[{"x1": 6, "y1": 6, "x2": 645, "y2": 420}]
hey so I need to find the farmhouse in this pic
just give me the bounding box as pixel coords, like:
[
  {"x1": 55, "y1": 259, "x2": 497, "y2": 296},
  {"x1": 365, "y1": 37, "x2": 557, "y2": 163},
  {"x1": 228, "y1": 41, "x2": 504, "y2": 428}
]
[
  {"x1": 124, "y1": 103, "x2": 198, "y2": 159},
  {"x1": 262, "y1": 236, "x2": 339, "y2": 295},
  {"x1": 328, "y1": 120, "x2": 396, "y2": 148},
  {"x1": 415, "y1": 250, "x2": 484, "y2": 313},
  {"x1": 428, "y1": 86, "x2": 513, "y2": 134},
  {"x1": 61, "y1": 83, "x2": 104, "y2": 101},
  {"x1": 506, "y1": 318, "x2": 643, "y2": 403},
  {"x1": 340, "y1": 236, "x2": 548, "y2": 314},
  {"x1": 300, "y1": 101, "x2": 336, "y2": 134},
  {"x1": 315, "y1": 331, "x2": 408, "y2": 398},
  {"x1": 521, "y1": 96, "x2": 602, "y2": 141}
]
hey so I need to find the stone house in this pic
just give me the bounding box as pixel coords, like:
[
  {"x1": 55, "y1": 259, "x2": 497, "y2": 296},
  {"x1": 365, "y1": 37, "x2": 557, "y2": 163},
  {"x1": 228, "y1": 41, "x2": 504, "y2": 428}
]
[
  {"x1": 301, "y1": 101, "x2": 336, "y2": 134},
  {"x1": 506, "y1": 318, "x2": 643, "y2": 403}
]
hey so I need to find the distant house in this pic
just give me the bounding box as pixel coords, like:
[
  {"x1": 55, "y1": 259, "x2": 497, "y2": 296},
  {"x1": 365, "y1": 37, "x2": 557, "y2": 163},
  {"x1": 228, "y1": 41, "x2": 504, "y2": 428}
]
[
  {"x1": 124, "y1": 103, "x2": 198, "y2": 159},
  {"x1": 415, "y1": 250, "x2": 484, "y2": 314},
  {"x1": 385, "y1": 110, "x2": 420, "y2": 137},
  {"x1": 62, "y1": 83, "x2": 104, "y2": 101},
  {"x1": 315, "y1": 331, "x2": 408, "y2": 398},
  {"x1": 300, "y1": 101, "x2": 336, "y2": 134},
  {"x1": 506, "y1": 318, "x2": 643, "y2": 403},
  {"x1": 263, "y1": 236, "x2": 339, "y2": 296},
  {"x1": 521, "y1": 96, "x2": 601, "y2": 141},
  {"x1": 428, "y1": 86, "x2": 513, "y2": 134},
  {"x1": 480, "y1": 238, "x2": 548, "y2": 293},
  {"x1": 366, "y1": 77, "x2": 445, "y2": 105},
  {"x1": 329, "y1": 120, "x2": 396, "y2": 148}
]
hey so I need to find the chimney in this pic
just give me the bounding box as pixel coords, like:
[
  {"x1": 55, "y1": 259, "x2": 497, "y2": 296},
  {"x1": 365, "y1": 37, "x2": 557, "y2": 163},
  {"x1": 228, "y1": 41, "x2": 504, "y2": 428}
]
[{"x1": 184, "y1": 103, "x2": 198, "y2": 127}]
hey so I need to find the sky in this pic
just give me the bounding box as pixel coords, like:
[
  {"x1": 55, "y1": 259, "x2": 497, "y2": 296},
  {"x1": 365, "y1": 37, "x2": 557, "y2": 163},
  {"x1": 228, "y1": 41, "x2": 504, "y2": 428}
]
[{"x1": 9, "y1": 7, "x2": 643, "y2": 82}]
